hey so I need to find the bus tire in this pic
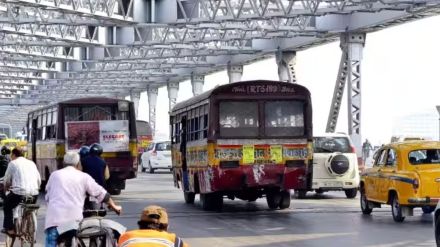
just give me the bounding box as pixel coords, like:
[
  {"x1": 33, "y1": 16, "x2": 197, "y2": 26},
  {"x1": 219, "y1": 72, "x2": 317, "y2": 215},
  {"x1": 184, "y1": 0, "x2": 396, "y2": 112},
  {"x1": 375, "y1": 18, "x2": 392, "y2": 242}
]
[
  {"x1": 266, "y1": 191, "x2": 281, "y2": 210},
  {"x1": 213, "y1": 193, "x2": 223, "y2": 211},
  {"x1": 184, "y1": 192, "x2": 195, "y2": 204},
  {"x1": 200, "y1": 193, "x2": 223, "y2": 211},
  {"x1": 279, "y1": 190, "x2": 291, "y2": 209},
  {"x1": 295, "y1": 190, "x2": 307, "y2": 199},
  {"x1": 200, "y1": 193, "x2": 211, "y2": 211}
]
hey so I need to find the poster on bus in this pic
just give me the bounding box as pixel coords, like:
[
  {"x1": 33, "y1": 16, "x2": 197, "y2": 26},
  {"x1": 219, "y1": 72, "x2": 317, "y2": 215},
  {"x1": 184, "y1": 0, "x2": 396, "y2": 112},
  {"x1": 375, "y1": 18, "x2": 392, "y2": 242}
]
[{"x1": 65, "y1": 120, "x2": 129, "y2": 152}]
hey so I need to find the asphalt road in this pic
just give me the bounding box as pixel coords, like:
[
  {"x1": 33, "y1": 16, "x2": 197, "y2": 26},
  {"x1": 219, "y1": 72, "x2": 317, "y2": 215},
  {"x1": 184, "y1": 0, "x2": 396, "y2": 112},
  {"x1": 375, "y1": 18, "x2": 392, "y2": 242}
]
[{"x1": 0, "y1": 171, "x2": 436, "y2": 247}]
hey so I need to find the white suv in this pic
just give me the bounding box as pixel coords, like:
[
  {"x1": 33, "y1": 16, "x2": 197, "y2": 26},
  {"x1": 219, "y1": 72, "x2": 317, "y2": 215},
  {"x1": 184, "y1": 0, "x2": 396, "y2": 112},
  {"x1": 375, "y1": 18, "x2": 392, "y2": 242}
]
[{"x1": 298, "y1": 133, "x2": 360, "y2": 199}]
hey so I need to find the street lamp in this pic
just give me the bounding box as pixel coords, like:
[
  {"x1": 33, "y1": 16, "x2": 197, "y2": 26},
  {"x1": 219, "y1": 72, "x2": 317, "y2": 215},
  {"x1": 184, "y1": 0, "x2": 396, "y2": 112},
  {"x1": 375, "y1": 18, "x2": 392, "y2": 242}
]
[{"x1": 436, "y1": 106, "x2": 440, "y2": 141}]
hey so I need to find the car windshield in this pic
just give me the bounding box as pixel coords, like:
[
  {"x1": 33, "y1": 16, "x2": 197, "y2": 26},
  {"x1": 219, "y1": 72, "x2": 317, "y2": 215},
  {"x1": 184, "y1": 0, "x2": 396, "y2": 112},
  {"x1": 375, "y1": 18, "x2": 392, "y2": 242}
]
[
  {"x1": 409, "y1": 149, "x2": 440, "y2": 165},
  {"x1": 313, "y1": 137, "x2": 351, "y2": 153},
  {"x1": 156, "y1": 142, "x2": 171, "y2": 151}
]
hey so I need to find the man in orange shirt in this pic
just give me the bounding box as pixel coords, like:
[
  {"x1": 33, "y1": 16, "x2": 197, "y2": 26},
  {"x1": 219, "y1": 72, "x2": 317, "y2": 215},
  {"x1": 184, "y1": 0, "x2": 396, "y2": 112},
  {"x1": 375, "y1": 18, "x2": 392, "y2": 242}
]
[{"x1": 118, "y1": 205, "x2": 188, "y2": 247}]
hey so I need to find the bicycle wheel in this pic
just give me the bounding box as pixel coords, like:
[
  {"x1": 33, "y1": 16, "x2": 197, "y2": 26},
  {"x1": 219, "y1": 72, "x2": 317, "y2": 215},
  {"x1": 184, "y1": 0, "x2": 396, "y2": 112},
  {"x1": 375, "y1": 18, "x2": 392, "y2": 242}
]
[
  {"x1": 5, "y1": 234, "x2": 16, "y2": 247},
  {"x1": 26, "y1": 211, "x2": 36, "y2": 247},
  {"x1": 19, "y1": 211, "x2": 36, "y2": 247}
]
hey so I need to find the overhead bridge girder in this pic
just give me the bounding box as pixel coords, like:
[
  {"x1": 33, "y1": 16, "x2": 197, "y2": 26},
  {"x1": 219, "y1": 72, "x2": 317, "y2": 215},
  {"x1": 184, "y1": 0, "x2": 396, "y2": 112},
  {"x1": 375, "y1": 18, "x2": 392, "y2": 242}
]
[{"x1": 5, "y1": 0, "x2": 134, "y2": 23}]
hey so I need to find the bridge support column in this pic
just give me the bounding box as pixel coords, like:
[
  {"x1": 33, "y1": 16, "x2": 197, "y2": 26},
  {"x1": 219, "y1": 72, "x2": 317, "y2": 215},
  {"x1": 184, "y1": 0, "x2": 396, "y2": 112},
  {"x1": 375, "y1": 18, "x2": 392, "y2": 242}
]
[
  {"x1": 147, "y1": 87, "x2": 158, "y2": 137},
  {"x1": 276, "y1": 50, "x2": 297, "y2": 83},
  {"x1": 130, "y1": 91, "x2": 141, "y2": 119},
  {"x1": 346, "y1": 33, "x2": 366, "y2": 159},
  {"x1": 167, "y1": 82, "x2": 179, "y2": 111},
  {"x1": 227, "y1": 63, "x2": 243, "y2": 83},
  {"x1": 191, "y1": 74, "x2": 204, "y2": 96},
  {"x1": 327, "y1": 33, "x2": 365, "y2": 158}
]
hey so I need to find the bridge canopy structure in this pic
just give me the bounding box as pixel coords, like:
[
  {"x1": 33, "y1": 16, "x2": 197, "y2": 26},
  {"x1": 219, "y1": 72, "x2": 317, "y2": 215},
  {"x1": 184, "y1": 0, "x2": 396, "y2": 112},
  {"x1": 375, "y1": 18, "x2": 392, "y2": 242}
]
[{"x1": 0, "y1": 0, "x2": 439, "y2": 149}]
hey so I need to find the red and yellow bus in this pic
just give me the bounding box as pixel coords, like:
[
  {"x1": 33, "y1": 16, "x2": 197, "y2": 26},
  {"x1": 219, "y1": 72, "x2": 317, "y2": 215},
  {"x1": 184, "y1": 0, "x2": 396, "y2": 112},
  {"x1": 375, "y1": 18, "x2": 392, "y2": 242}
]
[
  {"x1": 27, "y1": 97, "x2": 138, "y2": 195},
  {"x1": 170, "y1": 80, "x2": 313, "y2": 210},
  {"x1": 136, "y1": 120, "x2": 153, "y2": 160}
]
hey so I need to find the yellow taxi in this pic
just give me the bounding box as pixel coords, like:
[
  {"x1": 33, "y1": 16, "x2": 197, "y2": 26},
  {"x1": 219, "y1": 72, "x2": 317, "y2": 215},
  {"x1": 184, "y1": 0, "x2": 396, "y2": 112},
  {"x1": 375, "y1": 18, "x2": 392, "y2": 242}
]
[{"x1": 360, "y1": 141, "x2": 440, "y2": 222}]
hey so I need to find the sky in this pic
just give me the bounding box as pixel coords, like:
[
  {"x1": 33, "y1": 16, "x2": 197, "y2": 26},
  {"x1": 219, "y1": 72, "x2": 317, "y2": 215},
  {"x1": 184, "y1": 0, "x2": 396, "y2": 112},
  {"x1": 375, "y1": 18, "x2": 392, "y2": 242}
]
[{"x1": 135, "y1": 16, "x2": 440, "y2": 145}]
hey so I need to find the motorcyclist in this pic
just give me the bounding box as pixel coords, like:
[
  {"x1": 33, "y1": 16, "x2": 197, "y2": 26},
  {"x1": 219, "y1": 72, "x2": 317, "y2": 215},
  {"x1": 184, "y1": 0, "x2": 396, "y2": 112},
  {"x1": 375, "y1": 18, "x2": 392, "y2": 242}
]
[
  {"x1": 81, "y1": 143, "x2": 110, "y2": 209},
  {"x1": 0, "y1": 146, "x2": 11, "y2": 178},
  {"x1": 78, "y1": 146, "x2": 90, "y2": 164},
  {"x1": 81, "y1": 143, "x2": 109, "y2": 187},
  {"x1": 118, "y1": 205, "x2": 188, "y2": 247}
]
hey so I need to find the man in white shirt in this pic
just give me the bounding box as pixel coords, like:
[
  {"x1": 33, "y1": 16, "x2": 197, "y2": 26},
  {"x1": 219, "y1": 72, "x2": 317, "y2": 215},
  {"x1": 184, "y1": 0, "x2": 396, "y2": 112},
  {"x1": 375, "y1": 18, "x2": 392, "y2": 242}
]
[
  {"x1": 2, "y1": 148, "x2": 41, "y2": 235},
  {"x1": 44, "y1": 151, "x2": 122, "y2": 247}
]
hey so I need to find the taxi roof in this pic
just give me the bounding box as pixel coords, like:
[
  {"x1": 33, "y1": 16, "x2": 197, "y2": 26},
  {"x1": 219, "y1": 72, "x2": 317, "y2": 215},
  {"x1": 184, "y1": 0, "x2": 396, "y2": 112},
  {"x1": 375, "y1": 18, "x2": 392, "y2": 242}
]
[{"x1": 384, "y1": 140, "x2": 440, "y2": 150}]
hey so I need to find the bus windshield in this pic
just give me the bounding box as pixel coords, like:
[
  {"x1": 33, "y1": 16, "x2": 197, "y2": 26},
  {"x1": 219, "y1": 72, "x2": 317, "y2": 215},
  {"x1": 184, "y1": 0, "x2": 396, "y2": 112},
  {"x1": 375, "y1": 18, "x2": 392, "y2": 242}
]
[
  {"x1": 219, "y1": 100, "x2": 305, "y2": 138},
  {"x1": 219, "y1": 101, "x2": 259, "y2": 137},
  {"x1": 265, "y1": 101, "x2": 304, "y2": 137}
]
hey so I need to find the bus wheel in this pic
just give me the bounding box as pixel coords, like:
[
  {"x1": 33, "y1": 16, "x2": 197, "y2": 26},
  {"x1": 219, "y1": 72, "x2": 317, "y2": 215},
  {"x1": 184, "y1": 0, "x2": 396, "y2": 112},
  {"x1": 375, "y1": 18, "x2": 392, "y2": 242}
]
[
  {"x1": 266, "y1": 191, "x2": 281, "y2": 210},
  {"x1": 279, "y1": 190, "x2": 291, "y2": 209},
  {"x1": 200, "y1": 193, "x2": 223, "y2": 211},
  {"x1": 295, "y1": 190, "x2": 307, "y2": 199},
  {"x1": 184, "y1": 192, "x2": 195, "y2": 204}
]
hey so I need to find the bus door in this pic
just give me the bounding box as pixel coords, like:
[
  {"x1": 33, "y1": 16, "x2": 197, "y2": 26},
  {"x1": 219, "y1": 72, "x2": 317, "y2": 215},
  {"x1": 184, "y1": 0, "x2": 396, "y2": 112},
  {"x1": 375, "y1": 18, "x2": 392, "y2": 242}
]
[
  {"x1": 180, "y1": 116, "x2": 189, "y2": 191},
  {"x1": 31, "y1": 118, "x2": 38, "y2": 163}
]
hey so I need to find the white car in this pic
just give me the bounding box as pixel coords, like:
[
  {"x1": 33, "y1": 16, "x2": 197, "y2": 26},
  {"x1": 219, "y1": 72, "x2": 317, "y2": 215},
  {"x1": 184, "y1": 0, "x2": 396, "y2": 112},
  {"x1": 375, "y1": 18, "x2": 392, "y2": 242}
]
[
  {"x1": 297, "y1": 133, "x2": 360, "y2": 199},
  {"x1": 141, "y1": 141, "x2": 172, "y2": 173}
]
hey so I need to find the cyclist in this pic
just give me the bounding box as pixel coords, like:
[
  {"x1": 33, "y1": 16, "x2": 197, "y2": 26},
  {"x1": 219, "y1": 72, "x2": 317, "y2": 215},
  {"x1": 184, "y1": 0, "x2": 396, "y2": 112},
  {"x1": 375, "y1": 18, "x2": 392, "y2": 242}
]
[
  {"x1": 118, "y1": 205, "x2": 188, "y2": 247},
  {"x1": 0, "y1": 146, "x2": 11, "y2": 178},
  {"x1": 44, "y1": 151, "x2": 122, "y2": 247},
  {"x1": 2, "y1": 148, "x2": 41, "y2": 236}
]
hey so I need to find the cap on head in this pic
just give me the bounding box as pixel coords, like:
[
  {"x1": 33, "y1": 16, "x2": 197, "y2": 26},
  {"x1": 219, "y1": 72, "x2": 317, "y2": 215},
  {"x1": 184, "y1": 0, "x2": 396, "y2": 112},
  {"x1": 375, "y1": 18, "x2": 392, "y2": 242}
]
[
  {"x1": 64, "y1": 151, "x2": 80, "y2": 166},
  {"x1": 140, "y1": 205, "x2": 168, "y2": 225}
]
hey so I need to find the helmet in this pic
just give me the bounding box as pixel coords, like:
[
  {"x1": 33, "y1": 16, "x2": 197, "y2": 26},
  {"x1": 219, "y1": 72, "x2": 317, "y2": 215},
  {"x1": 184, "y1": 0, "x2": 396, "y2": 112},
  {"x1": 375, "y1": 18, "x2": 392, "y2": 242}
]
[
  {"x1": 140, "y1": 205, "x2": 168, "y2": 225},
  {"x1": 1, "y1": 146, "x2": 11, "y2": 156},
  {"x1": 78, "y1": 146, "x2": 90, "y2": 158},
  {"x1": 89, "y1": 143, "x2": 103, "y2": 156}
]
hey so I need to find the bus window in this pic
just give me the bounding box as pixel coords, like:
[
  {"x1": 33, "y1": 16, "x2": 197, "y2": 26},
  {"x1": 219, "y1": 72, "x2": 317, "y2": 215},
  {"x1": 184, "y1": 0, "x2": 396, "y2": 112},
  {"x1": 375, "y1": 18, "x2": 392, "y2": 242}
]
[
  {"x1": 265, "y1": 101, "x2": 304, "y2": 137},
  {"x1": 219, "y1": 101, "x2": 258, "y2": 137},
  {"x1": 82, "y1": 106, "x2": 112, "y2": 120},
  {"x1": 65, "y1": 107, "x2": 80, "y2": 121}
]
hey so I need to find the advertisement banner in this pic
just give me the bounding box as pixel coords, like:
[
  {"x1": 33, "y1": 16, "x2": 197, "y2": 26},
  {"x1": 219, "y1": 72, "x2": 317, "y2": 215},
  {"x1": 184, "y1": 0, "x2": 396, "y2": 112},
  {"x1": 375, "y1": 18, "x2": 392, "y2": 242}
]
[
  {"x1": 65, "y1": 120, "x2": 129, "y2": 152},
  {"x1": 100, "y1": 120, "x2": 129, "y2": 152}
]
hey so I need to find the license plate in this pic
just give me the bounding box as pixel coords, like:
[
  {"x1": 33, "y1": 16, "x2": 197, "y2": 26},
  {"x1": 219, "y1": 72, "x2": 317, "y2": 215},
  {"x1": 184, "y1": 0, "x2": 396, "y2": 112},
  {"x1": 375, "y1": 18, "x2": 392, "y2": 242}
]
[{"x1": 323, "y1": 181, "x2": 342, "y2": 187}]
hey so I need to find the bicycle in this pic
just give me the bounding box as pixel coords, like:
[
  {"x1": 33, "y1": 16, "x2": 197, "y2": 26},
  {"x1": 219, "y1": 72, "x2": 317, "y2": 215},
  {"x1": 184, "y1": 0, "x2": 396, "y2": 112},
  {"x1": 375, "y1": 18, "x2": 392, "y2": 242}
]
[
  {"x1": 57, "y1": 209, "x2": 125, "y2": 247},
  {"x1": 4, "y1": 196, "x2": 39, "y2": 247}
]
